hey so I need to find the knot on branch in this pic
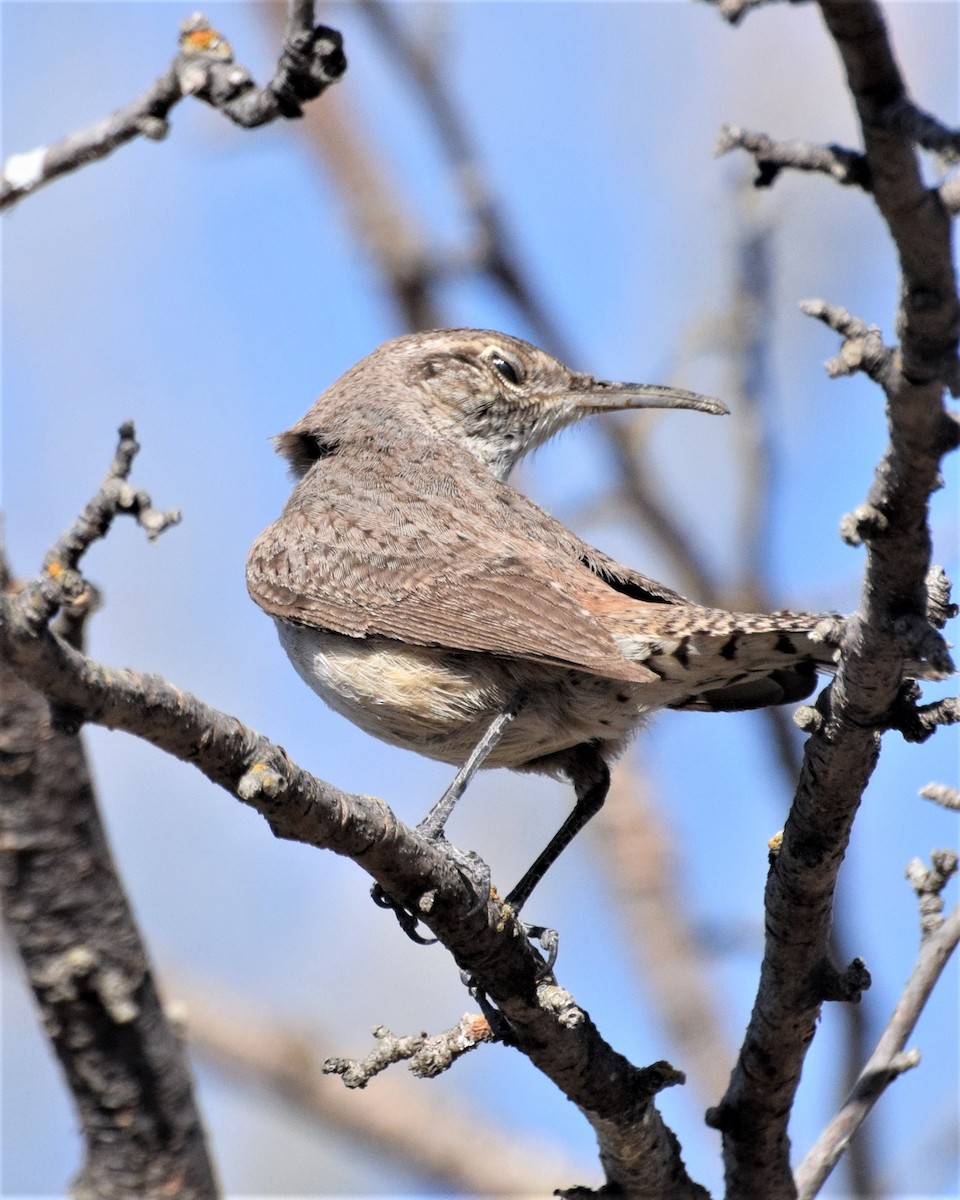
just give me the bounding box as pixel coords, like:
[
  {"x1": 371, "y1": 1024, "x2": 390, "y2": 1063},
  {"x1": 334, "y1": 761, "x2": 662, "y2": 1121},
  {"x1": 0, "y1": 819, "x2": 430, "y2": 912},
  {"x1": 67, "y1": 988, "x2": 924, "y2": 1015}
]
[
  {"x1": 808, "y1": 616, "x2": 847, "y2": 648},
  {"x1": 925, "y1": 566, "x2": 958, "y2": 629},
  {"x1": 800, "y1": 299, "x2": 895, "y2": 385},
  {"x1": 271, "y1": 25, "x2": 347, "y2": 116},
  {"x1": 705, "y1": 1097, "x2": 740, "y2": 1134},
  {"x1": 634, "y1": 1059, "x2": 686, "y2": 1099},
  {"x1": 34, "y1": 945, "x2": 141, "y2": 1023},
  {"x1": 907, "y1": 851, "x2": 959, "y2": 938},
  {"x1": 839, "y1": 503, "x2": 888, "y2": 546},
  {"x1": 176, "y1": 13, "x2": 346, "y2": 128},
  {"x1": 792, "y1": 679, "x2": 835, "y2": 741},
  {"x1": 889, "y1": 688, "x2": 959, "y2": 744},
  {"x1": 178, "y1": 13, "x2": 235, "y2": 63},
  {"x1": 133, "y1": 114, "x2": 169, "y2": 141},
  {"x1": 237, "y1": 760, "x2": 288, "y2": 801},
  {"x1": 537, "y1": 984, "x2": 585, "y2": 1030},
  {"x1": 890, "y1": 615, "x2": 955, "y2": 680},
  {"x1": 814, "y1": 956, "x2": 872, "y2": 1004},
  {"x1": 792, "y1": 705, "x2": 823, "y2": 734}
]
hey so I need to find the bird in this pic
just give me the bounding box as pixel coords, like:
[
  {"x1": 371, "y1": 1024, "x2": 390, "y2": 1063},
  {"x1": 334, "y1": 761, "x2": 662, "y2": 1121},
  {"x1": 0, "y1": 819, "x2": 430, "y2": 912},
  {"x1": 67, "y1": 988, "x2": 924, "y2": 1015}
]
[{"x1": 247, "y1": 329, "x2": 847, "y2": 917}]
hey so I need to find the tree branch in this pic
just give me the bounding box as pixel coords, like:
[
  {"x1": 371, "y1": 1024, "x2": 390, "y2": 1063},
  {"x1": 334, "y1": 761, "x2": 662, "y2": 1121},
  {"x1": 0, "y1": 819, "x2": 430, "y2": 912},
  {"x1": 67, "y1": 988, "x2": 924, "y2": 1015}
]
[
  {"x1": 0, "y1": 5, "x2": 345, "y2": 211},
  {"x1": 169, "y1": 972, "x2": 583, "y2": 1194},
  {"x1": 716, "y1": 125, "x2": 872, "y2": 190},
  {"x1": 0, "y1": 566, "x2": 217, "y2": 1199},
  {"x1": 0, "y1": 424, "x2": 707, "y2": 1200},
  {"x1": 706, "y1": 1, "x2": 960, "y2": 1195},
  {"x1": 794, "y1": 900, "x2": 960, "y2": 1199},
  {"x1": 323, "y1": 1015, "x2": 495, "y2": 1085}
]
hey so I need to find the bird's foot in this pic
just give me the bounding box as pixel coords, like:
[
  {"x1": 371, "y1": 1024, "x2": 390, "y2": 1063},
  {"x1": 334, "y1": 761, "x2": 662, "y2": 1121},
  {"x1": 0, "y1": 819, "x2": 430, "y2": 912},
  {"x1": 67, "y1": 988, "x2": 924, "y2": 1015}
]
[
  {"x1": 370, "y1": 844, "x2": 493, "y2": 945},
  {"x1": 370, "y1": 882, "x2": 437, "y2": 944},
  {"x1": 520, "y1": 922, "x2": 560, "y2": 981}
]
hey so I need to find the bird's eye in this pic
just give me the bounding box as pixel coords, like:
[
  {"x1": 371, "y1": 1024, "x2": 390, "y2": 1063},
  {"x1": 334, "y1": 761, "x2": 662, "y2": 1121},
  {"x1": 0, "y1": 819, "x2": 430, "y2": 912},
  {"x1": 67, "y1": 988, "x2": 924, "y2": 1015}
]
[{"x1": 488, "y1": 352, "x2": 524, "y2": 386}]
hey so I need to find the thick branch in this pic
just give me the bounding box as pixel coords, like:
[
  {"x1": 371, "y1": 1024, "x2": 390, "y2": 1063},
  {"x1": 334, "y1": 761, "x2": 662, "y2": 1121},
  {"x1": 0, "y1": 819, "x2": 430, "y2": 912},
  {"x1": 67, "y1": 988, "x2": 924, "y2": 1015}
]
[
  {"x1": 0, "y1": 6, "x2": 345, "y2": 211},
  {"x1": 0, "y1": 590, "x2": 705, "y2": 1193},
  {"x1": 0, "y1": 581, "x2": 217, "y2": 1198},
  {"x1": 816, "y1": 0, "x2": 960, "y2": 391},
  {"x1": 709, "y1": 3, "x2": 960, "y2": 1195}
]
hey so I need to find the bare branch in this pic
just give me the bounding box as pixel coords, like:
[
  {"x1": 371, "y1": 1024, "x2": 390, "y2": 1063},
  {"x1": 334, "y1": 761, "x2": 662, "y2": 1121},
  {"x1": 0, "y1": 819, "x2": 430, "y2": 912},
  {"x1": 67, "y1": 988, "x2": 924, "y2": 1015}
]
[
  {"x1": 0, "y1": 561, "x2": 216, "y2": 1198},
  {"x1": 906, "y1": 850, "x2": 959, "y2": 938},
  {"x1": 323, "y1": 1015, "x2": 495, "y2": 1086},
  {"x1": 717, "y1": 124, "x2": 871, "y2": 190},
  {"x1": 171, "y1": 972, "x2": 586, "y2": 1193},
  {"x1": 0, "y1": 6, "x2": 345, "y2": 211},
  {"x1": 799, "y1": 299, "x2": 896, "y2": 385},
  {"x1": 0, "y1": 425, "x2": 706, "y2": 1200},
  {"x1": 709, "y1": 4, "x2": 960, "y2": 1192},
  {"x1": 794, "y1": 902, "x2": 960, "y2": 1199},
  {"x1": 920, "y1": 781, "x2": 960, "y2": 811},
  {"x1": 817, "y1": 0, "x2": 960, "y2": 391}
]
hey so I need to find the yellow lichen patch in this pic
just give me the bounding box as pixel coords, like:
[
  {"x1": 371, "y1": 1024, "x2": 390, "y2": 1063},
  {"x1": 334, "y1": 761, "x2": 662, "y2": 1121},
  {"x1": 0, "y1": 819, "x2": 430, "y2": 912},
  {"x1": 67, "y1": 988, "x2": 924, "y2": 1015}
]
[{"x1": 181, "y1": 27, "x2": 230, "y2": 56}]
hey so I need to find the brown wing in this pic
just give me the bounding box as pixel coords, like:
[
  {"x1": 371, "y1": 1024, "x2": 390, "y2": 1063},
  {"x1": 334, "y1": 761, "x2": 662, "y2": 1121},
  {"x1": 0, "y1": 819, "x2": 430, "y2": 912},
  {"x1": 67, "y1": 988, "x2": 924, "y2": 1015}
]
[
  {"x1": 485, "y1": 484, "x2": 692, "y2": 607},
  {"x1": 247, "y1": 468, "x2": 659, "y2": 685}
]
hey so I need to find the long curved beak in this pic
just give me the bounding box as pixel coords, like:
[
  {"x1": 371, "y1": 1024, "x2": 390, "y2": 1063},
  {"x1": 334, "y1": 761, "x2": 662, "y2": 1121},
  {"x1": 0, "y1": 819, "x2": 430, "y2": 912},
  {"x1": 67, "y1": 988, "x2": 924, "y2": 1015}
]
[{"x1": 575, "y1": 377, "x2": 728, "y2": 416}]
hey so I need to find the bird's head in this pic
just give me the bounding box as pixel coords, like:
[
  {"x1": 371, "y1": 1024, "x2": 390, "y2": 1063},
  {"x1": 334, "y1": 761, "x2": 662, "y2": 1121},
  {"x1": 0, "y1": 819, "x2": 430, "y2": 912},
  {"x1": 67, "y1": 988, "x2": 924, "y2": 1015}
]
[{"x1": 276, "y1": 329, "x2": 727, "y2": 481}]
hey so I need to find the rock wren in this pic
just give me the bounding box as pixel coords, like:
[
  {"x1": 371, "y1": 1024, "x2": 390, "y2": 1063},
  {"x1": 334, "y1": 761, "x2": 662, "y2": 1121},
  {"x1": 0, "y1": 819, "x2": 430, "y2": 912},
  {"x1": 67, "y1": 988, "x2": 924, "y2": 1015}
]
[{"x1": 247, "y1": 329, "x2": 843, "y2": 914}]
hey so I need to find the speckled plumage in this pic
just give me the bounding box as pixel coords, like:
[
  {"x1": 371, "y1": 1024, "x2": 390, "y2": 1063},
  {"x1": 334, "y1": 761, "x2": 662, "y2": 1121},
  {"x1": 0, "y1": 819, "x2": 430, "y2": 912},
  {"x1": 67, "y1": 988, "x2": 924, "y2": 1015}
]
[{"x1": 247, "y1": 330, "x2": 841, "y2": 907}]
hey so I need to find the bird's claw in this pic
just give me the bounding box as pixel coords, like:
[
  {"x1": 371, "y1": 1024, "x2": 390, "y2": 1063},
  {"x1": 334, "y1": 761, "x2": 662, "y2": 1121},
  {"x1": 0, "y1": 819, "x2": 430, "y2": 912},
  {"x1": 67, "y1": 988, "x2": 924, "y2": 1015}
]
[
  {"x1": 370, "y1": 846, "x2": 492, "y2": 945},
  {"x1": 522, "y1": 922, "x2": 560, "y2": 981},
  {"x1": 369, "y1": 882, "x2": 437, "y2": 945}
]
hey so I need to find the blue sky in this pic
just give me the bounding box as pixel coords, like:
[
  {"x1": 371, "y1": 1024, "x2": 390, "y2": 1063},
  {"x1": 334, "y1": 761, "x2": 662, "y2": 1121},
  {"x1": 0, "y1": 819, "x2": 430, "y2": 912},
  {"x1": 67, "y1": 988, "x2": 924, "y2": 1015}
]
[{"x1": 2, "y1": 2, "x2": 958, "y2": 1196}]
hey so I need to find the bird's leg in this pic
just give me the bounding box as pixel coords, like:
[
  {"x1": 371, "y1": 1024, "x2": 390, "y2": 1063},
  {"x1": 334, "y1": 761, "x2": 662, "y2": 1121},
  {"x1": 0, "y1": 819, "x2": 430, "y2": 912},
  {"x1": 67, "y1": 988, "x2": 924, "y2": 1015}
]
[
  {"x1": 462, "y1": 746, "x2": 603, "y2": 991},
  {"x1": 371, "y1": 692, "x2": 525, "y2": 941},
  {"x1": 505, "y1": 744, "x2": 610, "y2": 915},
  {"x1": 417, "y1": 689, "x2": 526, "y2": 840}
]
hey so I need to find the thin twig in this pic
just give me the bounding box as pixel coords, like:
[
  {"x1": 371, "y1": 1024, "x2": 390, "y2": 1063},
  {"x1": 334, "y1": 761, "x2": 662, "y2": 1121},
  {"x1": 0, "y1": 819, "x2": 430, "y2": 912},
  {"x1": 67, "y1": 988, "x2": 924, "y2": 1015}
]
[
  {"x1": 323, "y1": 1015, "x2": 494, "y2": 1086},
  {"x1": 794, "y1": 904, "x2": 960, "y2": 1199},
  {"x1": 168, "y1": 972, "x2": 582, "y2": 1194},
  {"x1": 717, "y1": 124, "x2": 872, "y2": 190},
  {"x1": 920, "y1": 782, "x2": 960, "y2": 811},
  {"x1": 0, "y1": 6, "x2": 345, "y2": 211}
]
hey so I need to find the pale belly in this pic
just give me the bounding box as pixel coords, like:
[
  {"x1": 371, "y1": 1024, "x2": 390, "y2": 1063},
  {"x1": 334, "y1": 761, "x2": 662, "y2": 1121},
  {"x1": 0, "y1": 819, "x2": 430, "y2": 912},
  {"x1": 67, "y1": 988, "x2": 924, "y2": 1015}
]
[{"x1": 275, "y1": 620, "x2": 654, "y2": 771}]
